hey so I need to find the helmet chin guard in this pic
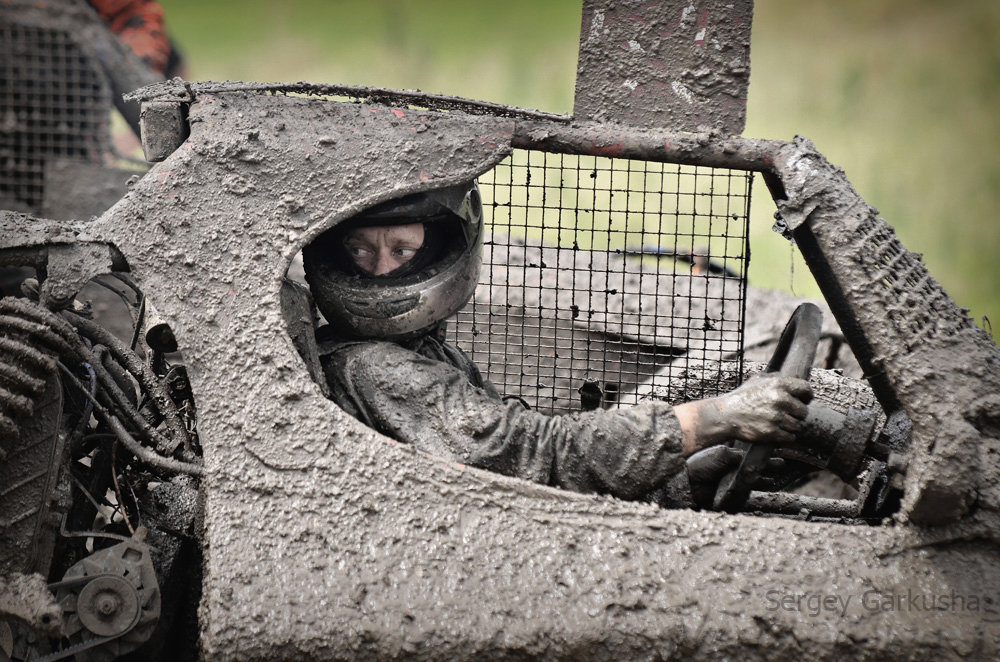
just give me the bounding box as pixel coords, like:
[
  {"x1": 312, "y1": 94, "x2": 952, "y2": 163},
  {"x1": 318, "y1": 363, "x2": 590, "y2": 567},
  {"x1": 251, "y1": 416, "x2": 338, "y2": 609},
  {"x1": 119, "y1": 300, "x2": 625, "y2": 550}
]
[{"x1": 303, "y1": 181, "x2": 483, "y2": 340}]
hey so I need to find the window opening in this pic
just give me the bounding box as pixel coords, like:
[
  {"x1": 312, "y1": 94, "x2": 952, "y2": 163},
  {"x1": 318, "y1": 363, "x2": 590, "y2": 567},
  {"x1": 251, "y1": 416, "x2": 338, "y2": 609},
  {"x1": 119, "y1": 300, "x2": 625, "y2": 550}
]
[{"x1": 450, "y1": 149, "x2": 753, "y2": 415}]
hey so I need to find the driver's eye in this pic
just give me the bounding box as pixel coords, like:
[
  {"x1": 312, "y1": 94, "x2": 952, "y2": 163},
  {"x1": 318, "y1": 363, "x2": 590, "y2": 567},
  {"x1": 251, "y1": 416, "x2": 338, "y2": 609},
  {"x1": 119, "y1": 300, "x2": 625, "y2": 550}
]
[
  {"x1": 394, "y1": 247, "x2": 417, "y2": 259},
  {"x1": 347, "y1": 244, "x2": 372, "y2": 257}
]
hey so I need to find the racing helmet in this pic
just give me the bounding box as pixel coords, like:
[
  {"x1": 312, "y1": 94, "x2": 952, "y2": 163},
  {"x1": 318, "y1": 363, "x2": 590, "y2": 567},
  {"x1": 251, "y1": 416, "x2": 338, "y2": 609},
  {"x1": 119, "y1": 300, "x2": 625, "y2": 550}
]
[{"x1": 302, "y1": 181, "x2": 483, "y2": 340}]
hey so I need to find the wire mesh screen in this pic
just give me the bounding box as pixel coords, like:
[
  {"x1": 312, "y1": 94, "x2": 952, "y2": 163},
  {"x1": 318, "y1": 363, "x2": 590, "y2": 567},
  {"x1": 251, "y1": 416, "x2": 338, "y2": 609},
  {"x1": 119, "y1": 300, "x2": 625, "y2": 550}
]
[
  {"x1": 449, "y1": 149, "x2": 753, "y2": 415},
  {"x1": 0, "y1": 16, "x2": 113, "y2": 213}
]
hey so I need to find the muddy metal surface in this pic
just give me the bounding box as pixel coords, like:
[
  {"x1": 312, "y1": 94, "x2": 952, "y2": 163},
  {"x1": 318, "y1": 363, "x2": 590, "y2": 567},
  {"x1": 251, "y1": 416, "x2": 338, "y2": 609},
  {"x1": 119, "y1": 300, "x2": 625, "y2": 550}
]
[
  {"x1": 8, "y1": 84, "x2": 978, "y2": 660},
  {"x1": 1, "y1": 0, "x2": 995, "y2": 656},
  {"x1": 0, "y1": 573, "x2": 61, "y2": 637},
  {"x1": 772, "y1": 136, "x2": 1000, "y2": 527},
  {"x1": 574, "y1": 0, "x2": 752, "y2": 132}
]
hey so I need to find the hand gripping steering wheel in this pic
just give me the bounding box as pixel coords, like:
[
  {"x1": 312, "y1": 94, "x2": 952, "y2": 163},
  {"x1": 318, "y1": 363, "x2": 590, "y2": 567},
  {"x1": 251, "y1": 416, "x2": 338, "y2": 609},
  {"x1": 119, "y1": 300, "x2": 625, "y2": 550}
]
[{"x1": 712, "y1": 302, "x2": 823, "y2": 512}]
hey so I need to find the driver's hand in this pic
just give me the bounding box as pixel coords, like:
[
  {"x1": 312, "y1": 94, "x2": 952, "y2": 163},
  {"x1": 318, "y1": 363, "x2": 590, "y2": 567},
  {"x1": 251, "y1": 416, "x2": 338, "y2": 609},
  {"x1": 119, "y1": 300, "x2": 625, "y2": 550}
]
[
  {"x1": 686, "y1": 445, "x2": 742, "y2": 509},
  {"x1": 714, "y1": 376, "x2": 812, "y2": 444},
  {"x1": 677, "y1": 376, "x2": 813, "y2": 452}
]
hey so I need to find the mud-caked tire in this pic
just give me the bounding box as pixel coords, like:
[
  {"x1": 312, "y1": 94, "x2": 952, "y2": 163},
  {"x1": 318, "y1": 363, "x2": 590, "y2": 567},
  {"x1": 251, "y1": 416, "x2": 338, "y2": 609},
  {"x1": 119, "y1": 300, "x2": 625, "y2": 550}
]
[
  {"x1": 0, "y1": 297, "x2": 77, "y2": 578},
  {"x1": 0, "y1": 370, "x2": 68, "y2": 578}
]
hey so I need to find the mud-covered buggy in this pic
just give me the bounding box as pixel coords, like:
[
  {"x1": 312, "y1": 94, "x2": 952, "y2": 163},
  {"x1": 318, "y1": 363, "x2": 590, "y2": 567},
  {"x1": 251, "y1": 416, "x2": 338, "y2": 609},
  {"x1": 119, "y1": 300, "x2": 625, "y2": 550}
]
[{"x1": 3, "y1": 1, "x2": 1000, "y2": 660}]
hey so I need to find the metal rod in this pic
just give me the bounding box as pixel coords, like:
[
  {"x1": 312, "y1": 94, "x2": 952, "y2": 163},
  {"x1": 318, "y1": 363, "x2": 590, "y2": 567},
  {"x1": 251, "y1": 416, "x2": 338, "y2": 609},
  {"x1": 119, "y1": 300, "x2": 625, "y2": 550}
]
[
  {"x1": 745, "y1": 491, "x2": 860, "y2": 519},
  {"x1": 511, "y1": 118, "x2": 784, "y2": 172},
  {"x1": 131, "y1": 81, "x2": 786, "y2": 171},
  {"x1": 126, "y1": 79, "x2": 571, "y2": 123}
]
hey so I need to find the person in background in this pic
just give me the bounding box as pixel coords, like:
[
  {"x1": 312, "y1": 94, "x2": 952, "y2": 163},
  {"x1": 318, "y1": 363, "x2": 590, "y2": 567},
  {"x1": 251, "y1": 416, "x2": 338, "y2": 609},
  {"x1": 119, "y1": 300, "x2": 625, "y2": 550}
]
[{"x1": 88, "y1": 0, "x2": 185, "y2": 77}]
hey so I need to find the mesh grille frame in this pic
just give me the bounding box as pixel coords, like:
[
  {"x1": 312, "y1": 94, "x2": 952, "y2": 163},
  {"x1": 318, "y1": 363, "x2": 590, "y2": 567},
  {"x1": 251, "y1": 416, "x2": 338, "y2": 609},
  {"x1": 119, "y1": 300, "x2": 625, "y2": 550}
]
[
  {"x1": 0, "y1": 15, "x2": 114, "y2": 213},
  {"x1": 450, "y1": 149, "x2": 753, "y2": 414}
]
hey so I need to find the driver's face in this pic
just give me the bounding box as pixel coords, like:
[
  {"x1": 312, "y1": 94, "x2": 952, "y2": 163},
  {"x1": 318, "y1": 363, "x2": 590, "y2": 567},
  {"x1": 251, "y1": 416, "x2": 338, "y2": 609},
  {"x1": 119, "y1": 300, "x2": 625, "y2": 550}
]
[{"x1": 343, "y1": 223, "x2": 425, "y2": 276}]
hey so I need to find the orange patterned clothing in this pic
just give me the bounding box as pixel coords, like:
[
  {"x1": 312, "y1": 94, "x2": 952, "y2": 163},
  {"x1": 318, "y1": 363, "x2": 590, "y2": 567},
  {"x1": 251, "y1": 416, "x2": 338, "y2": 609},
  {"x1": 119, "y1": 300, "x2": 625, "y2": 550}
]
[{"x1": 88, "y1": 0, "x2": 170, "y2": 75}]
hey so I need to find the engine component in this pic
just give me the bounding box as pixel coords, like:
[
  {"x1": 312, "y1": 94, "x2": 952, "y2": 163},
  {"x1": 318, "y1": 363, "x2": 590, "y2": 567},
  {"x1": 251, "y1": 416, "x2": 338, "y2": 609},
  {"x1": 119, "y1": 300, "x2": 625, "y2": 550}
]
[
  {"x1": 76, "y1": 576, "x2": 139, "y2": 638},
  {"x1": 0, "y1": 298, "x2": 75, "y2": 443},
  {"x1": 52, "y1": 535, "x2": 160, "y2": 661},
  {"x1": 0, "y1": 298, "x2": 79, "y2": 581}
]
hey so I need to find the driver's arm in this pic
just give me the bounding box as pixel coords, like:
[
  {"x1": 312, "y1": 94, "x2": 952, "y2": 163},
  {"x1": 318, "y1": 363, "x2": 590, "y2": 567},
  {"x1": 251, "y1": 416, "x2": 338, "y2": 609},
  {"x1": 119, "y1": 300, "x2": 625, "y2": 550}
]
[
  {"x1": 673, "y1": 376, "x2": 813, "y2": 453},
  {"x1": 324, "y1": 341, "x2": 812, "y2": 502},
  {"x1": 324, "y1": 341, "x2": 687, "y2": 500}
]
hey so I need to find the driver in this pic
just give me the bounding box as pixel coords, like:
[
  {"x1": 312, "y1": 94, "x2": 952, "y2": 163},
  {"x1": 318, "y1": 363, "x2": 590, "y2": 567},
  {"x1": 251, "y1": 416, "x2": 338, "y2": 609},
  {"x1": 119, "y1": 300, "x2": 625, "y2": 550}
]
[{"x1": 303, "y1": 181, "x2": 813, "y2": 508}]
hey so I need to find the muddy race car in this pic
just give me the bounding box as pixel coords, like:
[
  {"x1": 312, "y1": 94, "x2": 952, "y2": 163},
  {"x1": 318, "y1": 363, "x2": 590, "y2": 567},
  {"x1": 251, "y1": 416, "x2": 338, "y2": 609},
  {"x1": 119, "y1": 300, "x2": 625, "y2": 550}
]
[{"x1": 2, "y1": 1, "x2": 999, "y2": 660}]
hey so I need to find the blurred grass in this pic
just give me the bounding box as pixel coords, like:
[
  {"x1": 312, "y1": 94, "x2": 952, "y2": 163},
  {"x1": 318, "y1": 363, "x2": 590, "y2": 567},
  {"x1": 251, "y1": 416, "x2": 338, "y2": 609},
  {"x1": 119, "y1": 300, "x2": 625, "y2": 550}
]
[
  {"x1": 748, "y1": 0, "x2": 1000, "y2": 330},
  {"x1": 164, "y1": 0, "x2": 580, "y2": 112},
  {"x1": 162, "y1": 0, "x2": 999, "y2": 325}
]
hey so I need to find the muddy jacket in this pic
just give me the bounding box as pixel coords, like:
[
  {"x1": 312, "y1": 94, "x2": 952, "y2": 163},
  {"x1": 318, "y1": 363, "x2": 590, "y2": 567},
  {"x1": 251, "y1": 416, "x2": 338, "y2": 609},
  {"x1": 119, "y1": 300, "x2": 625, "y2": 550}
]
[{"x1": 317, "y1": 327, "x2": 690, "y2": 502}]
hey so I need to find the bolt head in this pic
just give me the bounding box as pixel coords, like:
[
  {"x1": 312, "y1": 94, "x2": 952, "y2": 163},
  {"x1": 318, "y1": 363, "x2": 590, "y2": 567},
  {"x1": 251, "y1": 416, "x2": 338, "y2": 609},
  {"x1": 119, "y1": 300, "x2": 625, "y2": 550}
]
[{"x1": 96, "y1": 592, "x2": 120, "y2": 617}]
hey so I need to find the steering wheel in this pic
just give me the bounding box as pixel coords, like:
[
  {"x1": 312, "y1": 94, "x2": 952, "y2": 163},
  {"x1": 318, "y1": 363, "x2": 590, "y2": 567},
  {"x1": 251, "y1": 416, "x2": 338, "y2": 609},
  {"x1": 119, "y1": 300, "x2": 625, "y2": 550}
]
[{"x1": 712, "y1": 302, "x2": 823, "y2": 512}]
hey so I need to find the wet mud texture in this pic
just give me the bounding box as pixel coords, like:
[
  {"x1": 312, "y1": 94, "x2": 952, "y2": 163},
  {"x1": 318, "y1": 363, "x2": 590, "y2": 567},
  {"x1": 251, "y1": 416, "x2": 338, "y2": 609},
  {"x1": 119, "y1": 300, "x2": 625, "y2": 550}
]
[
  {"x1": 772, "y1": 136, "x2": 1000, "y2": 528},
  {"x1": 8, "y1": 87, "x2": 994, "y2": 660},
  {"x1": 574, "y1": 0, "x2": 752, "y2": 132},
  {"x1": 0, "y1": 573, "x2": 62, "y2": 636}
]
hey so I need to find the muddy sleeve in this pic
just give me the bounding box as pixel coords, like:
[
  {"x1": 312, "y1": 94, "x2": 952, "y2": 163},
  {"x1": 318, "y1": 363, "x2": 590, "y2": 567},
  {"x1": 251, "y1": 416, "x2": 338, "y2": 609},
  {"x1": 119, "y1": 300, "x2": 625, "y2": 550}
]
[{"x1": 326, "y1": 342, "x2": 688, "y2": 501}]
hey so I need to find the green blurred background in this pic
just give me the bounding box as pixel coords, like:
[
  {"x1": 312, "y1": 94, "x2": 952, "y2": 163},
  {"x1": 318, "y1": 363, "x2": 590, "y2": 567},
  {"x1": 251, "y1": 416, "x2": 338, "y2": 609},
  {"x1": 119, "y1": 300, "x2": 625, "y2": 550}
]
[{"x1": 161, "y1": 0, "x2": 999, "y2": 327}]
